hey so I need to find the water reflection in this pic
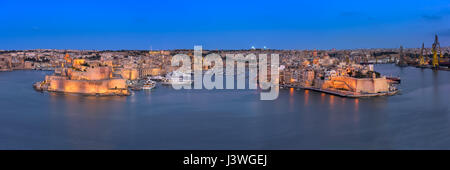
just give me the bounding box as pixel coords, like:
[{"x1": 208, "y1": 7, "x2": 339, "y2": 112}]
[
  {"x1": 143, "y1": 90, "x2": 153, "y2": 103},
  {"x1": 351, "y1": 99, "x2": 360, "y2": 125},
  {"x1": 321, "y1": 93, "x2": 325, "y2": 104},
  {"x1": 432, "y1": 70, "x2": 440, "y2": 106},
  {"x1": 304, "y1": 90, "x2": 309, "y2": 106},
  {"x1": 289, "y1": 88, "x2": 294, "y2": 111},
  {"x1": 329, "y1": 95, "x2": 335, "y2": 110},
  {"x1": 48, "y1": 93, "x2": 126, "y2": 149}
]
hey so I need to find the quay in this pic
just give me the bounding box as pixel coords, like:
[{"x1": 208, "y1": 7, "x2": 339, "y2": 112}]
[
  {"x1": 302, "y1": 87, "x2": 398, "y2": 98},
  {"x1": 280, "y1": 84, "x2": 399, "y2": 98}
]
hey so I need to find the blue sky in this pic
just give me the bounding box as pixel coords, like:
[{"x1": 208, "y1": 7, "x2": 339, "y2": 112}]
[{"x1": 0, "y1": 0, "x2": 449, "y2": 50}]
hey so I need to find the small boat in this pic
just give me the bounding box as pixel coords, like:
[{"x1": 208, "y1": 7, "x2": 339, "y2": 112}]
[
  {"x1": 150, "y1": 76, "x2": 165, "y2": 81},
  {"x1": 161, "y1": 78, "x2": 193, "y2": 86},
  {"x1": 162, "y1": 71, "x2": 193, "y2": 86},
  {"x1": 386, "y1": 76, "x2": 401, "y2": 84},
  {"x1": 142, "y1": 80, "x2": 156, "y2": 90},
  {"x1": 161, "y1": 77, "x2": 171, "y2": 85}
]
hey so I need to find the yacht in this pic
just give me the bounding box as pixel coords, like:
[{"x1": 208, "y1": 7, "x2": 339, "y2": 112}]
[
  {"x1": 162, "y1": 71, "x2": 192, "y2": 86},
  {"x1": 150, "y1": 76, "x2": 164, "y2": 82},
  {"x1": 142, "y1": 80, "x2": 156, "y2": 90}
]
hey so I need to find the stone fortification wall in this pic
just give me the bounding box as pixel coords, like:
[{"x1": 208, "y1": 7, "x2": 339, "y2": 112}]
[
  {"x1": 320, "y1": 76, "x2": 389, "y2": 93},
  {"x1": 68, "y1": 67, "x2": 112, "y2": 80},
  {"x1": 47, "y1": 78, "x2": 128, "y2": 95}
]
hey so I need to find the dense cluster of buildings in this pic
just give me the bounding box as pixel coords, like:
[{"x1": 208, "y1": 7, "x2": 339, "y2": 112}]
[
  {"x1": 0, "y1": 46, "x2": 448, "y2": 96},
  {"x1": 279, "y1": 50, "x2": 395, "y2": 96},
  {"x1": 26, "y1": 50, "x2": 173, "y2": 95}
]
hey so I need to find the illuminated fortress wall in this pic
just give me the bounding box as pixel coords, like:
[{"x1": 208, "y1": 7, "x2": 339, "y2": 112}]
[
  {"x1": 355, "y1": 77, "x2": 389, "y2": 93},
  {"x1": 45, "y1": 68, "x2": 128, "y2": 95},
  {"x1": 47, "y1": 78, "x2": 128, "y2": 95},
  {"x1": 120, "y1": 68, "x2": 139, "y2": 80},
  {"x1": 68, "y1": 67, "x2": 112, "y2": 80},
  {"x1": 320, "y1": 76, "x2": 389, "y2": 94}
]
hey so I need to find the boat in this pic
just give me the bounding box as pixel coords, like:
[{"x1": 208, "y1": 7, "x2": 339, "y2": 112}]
[
  {"x1": 386, "y1": 76, "x2": 401, "y2": 84},
  {"x1": 161, "y1": 77, "x2": 193, "y2": 86},
  {"x1": 150, "y1": 76, "x2": 165, "y2": 81},
  {"x1": 142, "y1": 80, "x2": 156, "y2": 90},
  {"x1": 161, "y1": 71, "x2": 193, "y2": 86}
]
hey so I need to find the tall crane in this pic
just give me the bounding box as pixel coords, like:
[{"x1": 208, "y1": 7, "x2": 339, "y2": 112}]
[
  {"x1": 432, "y1": 35, "x2": 441, "y2": 68},
  {"x1": 419, "y1": 43, "x2": 425, "y2": 66}
]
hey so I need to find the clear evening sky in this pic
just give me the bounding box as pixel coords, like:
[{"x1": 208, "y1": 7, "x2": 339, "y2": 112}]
[{"x1": 0, "y1": 0, "x2": 449, "y2": 50}]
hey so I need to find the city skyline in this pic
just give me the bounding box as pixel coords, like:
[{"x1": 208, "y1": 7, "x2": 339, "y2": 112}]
[{"x1": 1, "y1": 0, "x2": 450, "y2": 50}]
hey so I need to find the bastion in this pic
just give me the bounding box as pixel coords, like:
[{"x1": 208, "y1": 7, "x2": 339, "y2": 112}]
[
  {"x1": 34, "y1": 66, "x2": 130, "y2": 96},
  {"x1": 318, "y1": 76, "x2": 389, "y2": 94}
]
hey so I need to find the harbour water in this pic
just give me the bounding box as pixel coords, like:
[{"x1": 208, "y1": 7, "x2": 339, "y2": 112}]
[{"x1": 0, "y1": 64, "x2": 449, "y2": 149}]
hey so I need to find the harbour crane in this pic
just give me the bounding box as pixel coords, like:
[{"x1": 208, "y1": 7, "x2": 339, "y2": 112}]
[
  {"x1": 419, "y1": 43, "x2": 425, "y2": 66},
  {"x1": 432, "y1": 34, "x2": 442, "y2": 68}
]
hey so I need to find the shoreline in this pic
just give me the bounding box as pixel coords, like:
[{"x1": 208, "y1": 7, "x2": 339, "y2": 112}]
[{"x1": 281, "y1": 84, "x2": 398, "y2": 98}]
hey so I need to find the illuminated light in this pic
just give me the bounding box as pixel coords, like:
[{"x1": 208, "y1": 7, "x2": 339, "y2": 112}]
[
  {"x1": 320, "y1": 93, "x2": 325, "y2": 104},
  {"x1": 304, "y1": 89, "x2": 309, "y2": 106},
  {"x1": 63, "y1": 82, "x2": 80, "y2": 93},
  {"x1": 329, "y1": 95, "x2": 335, "y2": 106},
  {"x1": 354, "y1": 99, "x2": 359, "y2": 112},
  {"x1": 288, "y1": 87, "x2": 294, "y2": 109}
]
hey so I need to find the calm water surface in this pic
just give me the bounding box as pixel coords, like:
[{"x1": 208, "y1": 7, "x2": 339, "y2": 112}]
[{"x1": 0, "y1": 64, "x2": 449, "y2": 149}]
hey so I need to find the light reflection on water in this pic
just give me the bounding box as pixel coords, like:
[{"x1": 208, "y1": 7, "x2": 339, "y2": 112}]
[
  {"x1": 304, "y1": 90, "x2": 309, "y2": 106},
  {"x1": 0, "y1": 64, "x2": 449, "y2": 149}
]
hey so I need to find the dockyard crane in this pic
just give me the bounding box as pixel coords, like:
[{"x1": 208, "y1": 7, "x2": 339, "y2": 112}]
[
  {"x1": 419, "y1": 43, "x2": 425, "y2": 66},
  {"x1": 432, "y1": 35, "x2": 441, "y2": 68}
]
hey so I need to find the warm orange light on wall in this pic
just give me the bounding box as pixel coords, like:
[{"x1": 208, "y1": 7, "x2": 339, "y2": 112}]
[{"x1": 63, "y1": 82, "x2": 79, "y2": 93}]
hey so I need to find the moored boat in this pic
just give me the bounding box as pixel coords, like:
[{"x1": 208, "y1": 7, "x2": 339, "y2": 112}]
[{"x1": 142, "y1": 80, "x2": 156, "y2": 90}]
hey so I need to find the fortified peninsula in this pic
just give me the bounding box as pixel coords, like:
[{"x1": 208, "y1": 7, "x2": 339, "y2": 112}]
[{"x1": 33, "y1": 54, "x2": 129, "y2": 96}]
